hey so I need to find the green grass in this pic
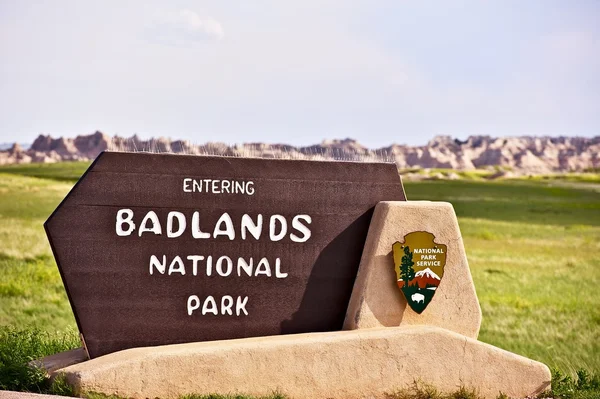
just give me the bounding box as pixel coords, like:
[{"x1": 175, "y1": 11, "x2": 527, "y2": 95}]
[
  {"x1": 0, "y1": 164, "x2": 598, "y2": 393},
  {"x1": 404, "y1": 180, "x2": 600, "y2": 374},
  {"x1": 404, "y1": 179, "x2": 600, "y2": 226},
  {"x1": 386, "y1": 381, "x2": 490, "y2": 399},
  {"x1": 400, "y1": 167, "x2": 497, "y2": 180},
  {"x1": 400, "y1": 167, "x2": 600, "y2": 184},
  {"x1": 0, "y1": 161, "x2": 90, "y2": 182},
  {"x1": 0, "y1": 326, "x2": 79, "y2": 393},
  {"x1": 386, "y1": 373, "x2": 600, "y2": 399},
  {"x1": 0, "y1": 254, "x2": 77, "y2": 330},
  {"x1": 0, "y1": 173, "x2": 77, "y2": 330},
  {"x1": 524, "y1": 173, "x2": 600, "y2": 184}
]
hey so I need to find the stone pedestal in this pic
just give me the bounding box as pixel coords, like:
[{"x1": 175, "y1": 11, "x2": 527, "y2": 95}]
[
  {"x1": 57, "y1": 326, "x2": 550, "y2": 399},
  {"x1": 344, "y1": 201, "x2": 481, "y2": 338}
]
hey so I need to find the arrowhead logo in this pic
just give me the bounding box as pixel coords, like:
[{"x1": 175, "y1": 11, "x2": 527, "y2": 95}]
[{"x1": 392, "y1": 231, "x2": 447, "y2": 314}]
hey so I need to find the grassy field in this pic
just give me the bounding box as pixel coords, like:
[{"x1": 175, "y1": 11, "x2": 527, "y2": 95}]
[
  {"x1": 0, "y1": 161, "x2": 598, "y2": 378},
  {"x1": 406, "y1": 180, "x2": 600, "y2": 374},
  {"x1": 0, "y1": 161, "x2": 91, "y2": 182}
]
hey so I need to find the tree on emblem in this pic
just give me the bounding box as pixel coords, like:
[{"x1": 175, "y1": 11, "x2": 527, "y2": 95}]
[{"x1": 400, "y1": 246, "x2": 415, "y2": 287}]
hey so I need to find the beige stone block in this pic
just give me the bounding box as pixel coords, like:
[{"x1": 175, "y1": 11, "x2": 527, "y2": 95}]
[
  {"x1": 344, "y1": 201, "x2": 482, "y2": 338},
  {"x1": 56, "y1": 326, "x2": 550, "y2": 399}
]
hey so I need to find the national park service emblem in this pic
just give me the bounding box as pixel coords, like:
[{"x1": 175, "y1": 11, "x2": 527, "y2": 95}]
[{"x1": 392, "y1": 231, "x2": 447, "y2": 314}]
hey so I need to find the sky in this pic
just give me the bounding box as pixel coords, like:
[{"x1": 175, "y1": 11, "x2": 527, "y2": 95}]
[{"x1": 0, "y1": 1, "x2": 598, "y2": 147}]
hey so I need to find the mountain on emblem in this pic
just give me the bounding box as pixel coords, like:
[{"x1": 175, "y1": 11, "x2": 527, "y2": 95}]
[
  {"x1": 392, "y1": 231, "x2": 447, "y2": 314},
  {"x1": 413, "y1": 268, "x2": 441, "y2": 288}
]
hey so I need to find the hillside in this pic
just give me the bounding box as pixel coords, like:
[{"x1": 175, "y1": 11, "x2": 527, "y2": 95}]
[{"x1": 0, "y1": 131, "x2": 599, "y2": 173}]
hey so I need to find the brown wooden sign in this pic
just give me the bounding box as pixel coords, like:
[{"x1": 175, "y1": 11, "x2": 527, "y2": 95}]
[{"x1": 45, "y1": 152, "x2": 406, "y2": 358}]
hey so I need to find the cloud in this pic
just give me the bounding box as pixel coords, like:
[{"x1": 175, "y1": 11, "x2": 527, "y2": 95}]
[{"x1": 148, "y1": 9, "x2": 224, "y2": 45}]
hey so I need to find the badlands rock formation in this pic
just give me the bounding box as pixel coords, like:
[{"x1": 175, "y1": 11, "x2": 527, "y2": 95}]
[{"x1": 1, "y1": 131, "x2": 598, "y2": 173}]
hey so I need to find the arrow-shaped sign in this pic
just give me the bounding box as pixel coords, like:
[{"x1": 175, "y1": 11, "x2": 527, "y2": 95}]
[{"x1": 45, "y1": 152, "x2": 406, "y2": 358}]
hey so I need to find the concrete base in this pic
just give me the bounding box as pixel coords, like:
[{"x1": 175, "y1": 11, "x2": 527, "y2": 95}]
[{"x1": 55, "y1": 326, "x2": 550, "y2": 399}]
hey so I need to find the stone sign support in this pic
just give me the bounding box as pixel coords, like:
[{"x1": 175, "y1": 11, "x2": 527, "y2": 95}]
[{"x1": 344, "y1": 201, "x2": 482, "y2": 338}]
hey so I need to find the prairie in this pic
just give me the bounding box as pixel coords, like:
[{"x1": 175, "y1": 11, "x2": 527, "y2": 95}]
[{"x1": 0, "y1": 162, "x2": 598, "y2": 376}]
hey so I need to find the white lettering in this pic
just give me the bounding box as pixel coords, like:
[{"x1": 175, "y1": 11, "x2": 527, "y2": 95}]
[
  {"x1": 221, "y1": 180, "x2": 231, "y2": 193},
  {"x1": 183, "y1": 178, "x2": 192, "y2": 193},
  {"x1": 246, "y1": 182, "x2": 255, "y2": 195},
  {"x1": 237, "y1": 257, "x2": 253, "y2": 277},
  {"x1": 221, "y1": 295, "x2": 233, "y2": 316},
  {"x1": 275, "y1": 258, "x2": 287, "y2": 278},
  {"x1": 148, "y1": 254, "x2": 289, "y2": 278},
  {"x1": 116, "y1": 209, "x2": 135, "y2": 236},
  {"x1": 167, "y1": 211, "x2": 186, "y2": 238},
  {"x1": 188, "y1": 295, "x2": 249, "y2": 316},
  {"x1": 241, "y1": 214, "x2": 262, "y2": 240},
  {"x1": 202, "y1": 296, "x2": 219, "y2": 315},
  {"x1": 206, "y1": 255, "x2": 213, "y2": 276},
  {"x1": 149, "y1": 254, "x2": 166, "y2": 275},
  {"x1": 216, "y1": 256, "x2": 233, "y2": 277},
  {"x1": 213, "y1": 213, "x2": 235, "y2": 240},
  {"x1": 182, "y1": 178, "x2": 256, "y2": 196},
  {"x1": 193, "y1": 180, "x2": 201, "y2": 192},
  {"x1": 269, "y1": 215, "x2": 287, "y2": 241},
  {"x1": 168, "y1": 256, "x2": 186, "y2": 275},
  {"x1": 187, "y1": 295, "x2": 200, "y2": 315},
  {"x1": 139, "y1": 211, "x2": 162, "y2": 236},
  {"x1": 191, "y1": 211, "x2": 211, "y2": 239},
  {"x1": 290, "y1": 215, "x2": 312, "y2": 243},
  {"x1": 186, "y1": 255, "x2": 204, "y2": 276},
  {"x1": 236, "y1": 296, "x2": 249, "y2": 316},
  {"x1": 235, "y1": 181, "x2": 245, "y2": 194},
  {"x1": 254, "y1": 258, "x2": 271, "y2": 277}
]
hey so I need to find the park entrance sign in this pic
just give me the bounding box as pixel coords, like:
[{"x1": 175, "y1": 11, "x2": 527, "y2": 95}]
[{"x1": 45, "y1": 152, "x2": 406, "y2": 358}]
